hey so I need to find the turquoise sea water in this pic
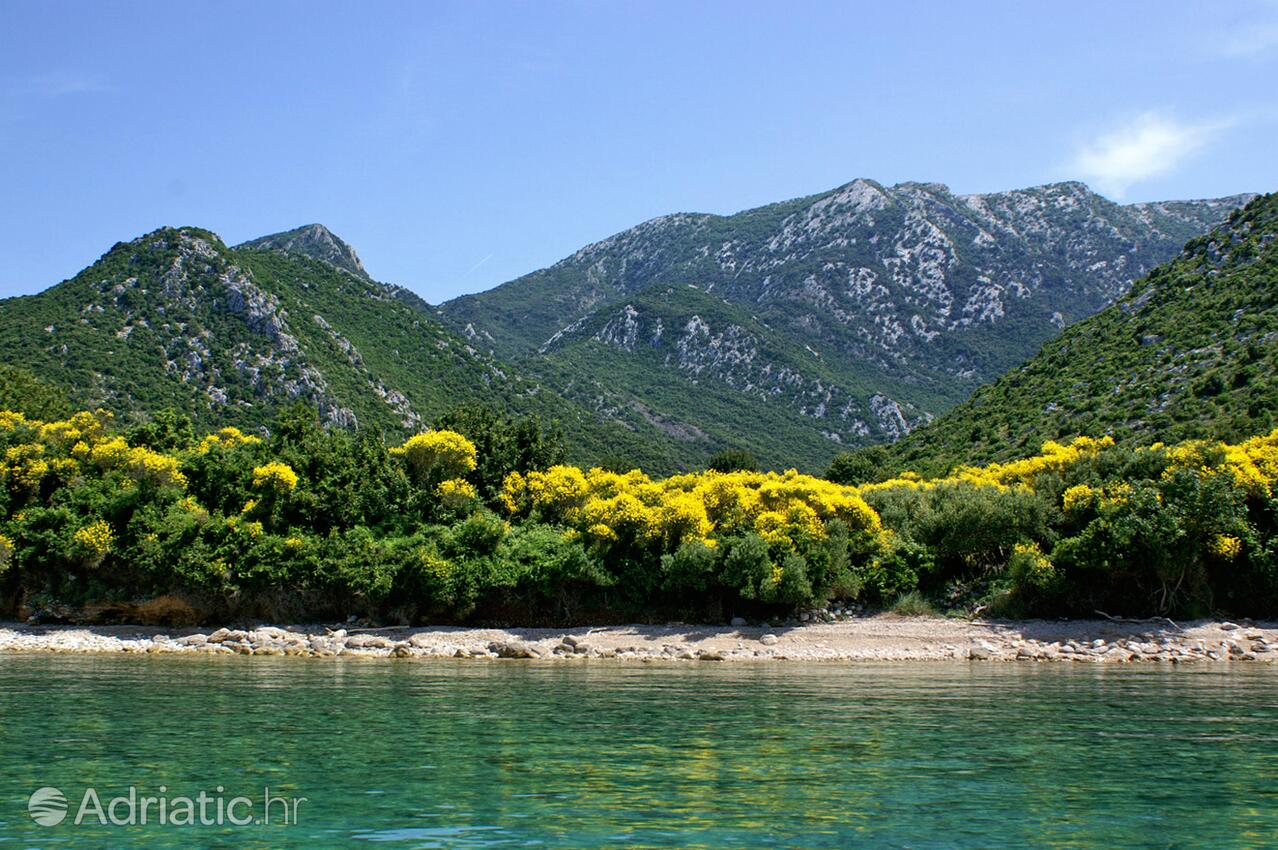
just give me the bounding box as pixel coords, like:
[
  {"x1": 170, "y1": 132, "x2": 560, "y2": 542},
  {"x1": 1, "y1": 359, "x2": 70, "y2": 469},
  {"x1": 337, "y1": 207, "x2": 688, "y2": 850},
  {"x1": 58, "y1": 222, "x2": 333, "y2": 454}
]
[{"x1": 1, "y1": 656, "x2": 1277, "y2": 848}]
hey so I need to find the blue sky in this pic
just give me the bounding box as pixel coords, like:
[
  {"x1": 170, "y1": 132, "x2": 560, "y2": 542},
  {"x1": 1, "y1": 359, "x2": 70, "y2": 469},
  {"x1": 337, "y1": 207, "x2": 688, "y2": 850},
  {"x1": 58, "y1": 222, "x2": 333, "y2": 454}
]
[{"x1": 2, "y1": 1, "x2": 1276, "y2": 302}]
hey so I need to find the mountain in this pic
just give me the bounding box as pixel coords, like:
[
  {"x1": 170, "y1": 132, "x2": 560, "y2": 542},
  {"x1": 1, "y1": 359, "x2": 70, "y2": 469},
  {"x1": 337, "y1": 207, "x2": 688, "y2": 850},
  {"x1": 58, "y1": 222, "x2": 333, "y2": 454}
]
[
  {"x1": 883, "y1": 191, "x2": 1278, "y2": 474},
  {"x1": 0, "y1": 182, "x2": 1256, "y2": 476},
  {"x1": 236, "y1": 224, "x2": 435, "y2": 313},
  {"x1": 0, "y1": 225, "x2": 673, "y2": 464},
  {"x1": 237, "y1": 223, "x2": 370, "y2": 279},
  {"x1": 440, "y1": 179, "x2": 1252, "y2": 470}
]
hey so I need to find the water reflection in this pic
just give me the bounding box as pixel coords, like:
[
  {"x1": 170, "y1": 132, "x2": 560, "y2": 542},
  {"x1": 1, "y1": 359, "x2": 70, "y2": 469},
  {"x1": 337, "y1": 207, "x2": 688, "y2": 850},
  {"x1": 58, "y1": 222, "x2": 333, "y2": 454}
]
[{"x1": 0, "y1": 657, "x2": 1276, "y2": 848}]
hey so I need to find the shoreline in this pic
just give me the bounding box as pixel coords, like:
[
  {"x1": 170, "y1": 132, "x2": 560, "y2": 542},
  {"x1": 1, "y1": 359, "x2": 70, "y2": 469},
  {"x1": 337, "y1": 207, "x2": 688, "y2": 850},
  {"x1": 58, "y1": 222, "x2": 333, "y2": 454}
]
[{"x1": 2, "y1": 616, "x2": 1276, "y2": 663}]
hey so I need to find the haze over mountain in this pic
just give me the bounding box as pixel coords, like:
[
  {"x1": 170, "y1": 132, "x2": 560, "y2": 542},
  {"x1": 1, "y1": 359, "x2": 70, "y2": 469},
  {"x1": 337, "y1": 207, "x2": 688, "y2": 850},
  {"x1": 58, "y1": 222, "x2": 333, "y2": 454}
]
[
  {"x1": 440, "y1": 179, "x2": 1252, "y2": 467},
  {"x1": 883, "y1": 191, "x2": 1278, "y2": 474}
]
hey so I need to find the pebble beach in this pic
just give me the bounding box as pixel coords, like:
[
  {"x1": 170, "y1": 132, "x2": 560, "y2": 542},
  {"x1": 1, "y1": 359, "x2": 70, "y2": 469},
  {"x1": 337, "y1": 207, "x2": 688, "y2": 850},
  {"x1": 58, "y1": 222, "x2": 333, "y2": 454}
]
[{"x1": 3, "y1": 615, "x2": 1276, "y2": 663}]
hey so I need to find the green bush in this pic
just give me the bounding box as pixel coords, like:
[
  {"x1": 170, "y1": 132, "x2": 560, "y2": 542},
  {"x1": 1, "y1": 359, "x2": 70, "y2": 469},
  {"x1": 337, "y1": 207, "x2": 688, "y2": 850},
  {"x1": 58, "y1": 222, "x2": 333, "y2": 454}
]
[
  {"x1": 864, "y1": 481, "x2": 1050, "y2": 590},
  {"x1": 1048, "y1": 470, "x2": 1246, "y2": 616}
]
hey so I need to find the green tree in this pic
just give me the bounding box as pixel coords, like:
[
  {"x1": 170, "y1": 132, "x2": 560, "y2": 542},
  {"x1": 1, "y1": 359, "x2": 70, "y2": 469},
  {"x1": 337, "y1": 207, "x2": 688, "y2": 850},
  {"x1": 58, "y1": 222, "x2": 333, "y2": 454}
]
[
  {"x1": 827, "y1": 445, "x2": 891, "y2": 485},
  {"x1": 434, "y1": 404, "x2": 566, "y2": 504},
  {"x1": 706, "y1": 448, "x2": 758, "y2": 473}
]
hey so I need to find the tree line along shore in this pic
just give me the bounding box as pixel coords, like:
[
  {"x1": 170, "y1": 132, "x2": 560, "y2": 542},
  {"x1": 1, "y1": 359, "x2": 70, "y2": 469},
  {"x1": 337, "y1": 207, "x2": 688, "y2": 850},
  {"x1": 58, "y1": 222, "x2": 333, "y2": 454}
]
[{"x1": 2, "y1": 404, "x2": 1277, "y2": 628}]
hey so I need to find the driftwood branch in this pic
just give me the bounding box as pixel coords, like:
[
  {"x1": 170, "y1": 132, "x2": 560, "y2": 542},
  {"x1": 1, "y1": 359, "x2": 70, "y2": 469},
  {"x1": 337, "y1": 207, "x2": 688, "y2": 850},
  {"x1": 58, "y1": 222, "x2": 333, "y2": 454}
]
[{"x1": 1094, "y1": 610, "x2": 1182, "y2": 630}]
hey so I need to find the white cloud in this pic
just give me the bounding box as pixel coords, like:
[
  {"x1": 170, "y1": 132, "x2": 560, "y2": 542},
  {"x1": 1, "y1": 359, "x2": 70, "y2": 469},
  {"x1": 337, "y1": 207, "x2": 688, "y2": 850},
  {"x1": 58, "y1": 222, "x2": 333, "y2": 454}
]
[{"x1": 1068, "y1": 113, "x2": 1222, "y2": 198}]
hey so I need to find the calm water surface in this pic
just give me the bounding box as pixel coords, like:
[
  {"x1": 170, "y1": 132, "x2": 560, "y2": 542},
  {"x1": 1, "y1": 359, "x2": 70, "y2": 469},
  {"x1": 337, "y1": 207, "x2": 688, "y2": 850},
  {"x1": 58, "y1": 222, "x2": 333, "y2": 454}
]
[{"x1": 1, "y1": 656, "x2": 1276, "y2": 848}]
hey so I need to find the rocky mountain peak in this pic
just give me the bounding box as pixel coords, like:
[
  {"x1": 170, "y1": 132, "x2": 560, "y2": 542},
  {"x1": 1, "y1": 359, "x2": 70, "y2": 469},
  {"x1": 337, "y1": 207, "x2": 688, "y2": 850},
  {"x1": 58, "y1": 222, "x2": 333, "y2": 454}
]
[{"x1": 237, "y1": 223, "x2": 369, "y2": 279}]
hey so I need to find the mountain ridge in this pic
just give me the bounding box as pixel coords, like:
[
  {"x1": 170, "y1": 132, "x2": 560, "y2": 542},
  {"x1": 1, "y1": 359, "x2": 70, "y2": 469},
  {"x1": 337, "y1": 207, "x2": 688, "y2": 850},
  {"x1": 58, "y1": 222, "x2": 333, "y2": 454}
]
[
  {"x1": 0, "y1": 225, "x2": 687, "y2": 468},
  {"x1": 442, "y1": 179, "x2": 1252, "y2": 356},
  {"x1": 438, "y1": 178, "x2": 1253, "y2": 469},
  {"x1": 0, "y1": 178, "x2": 1257, "y2": 474}
]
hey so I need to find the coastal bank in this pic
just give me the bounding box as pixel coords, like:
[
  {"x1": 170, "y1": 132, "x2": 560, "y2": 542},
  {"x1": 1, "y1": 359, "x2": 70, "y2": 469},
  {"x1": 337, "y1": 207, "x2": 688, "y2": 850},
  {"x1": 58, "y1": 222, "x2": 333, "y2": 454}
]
[{"x1": 3, "y1": 615, "x2": 1276, "y2": 663}]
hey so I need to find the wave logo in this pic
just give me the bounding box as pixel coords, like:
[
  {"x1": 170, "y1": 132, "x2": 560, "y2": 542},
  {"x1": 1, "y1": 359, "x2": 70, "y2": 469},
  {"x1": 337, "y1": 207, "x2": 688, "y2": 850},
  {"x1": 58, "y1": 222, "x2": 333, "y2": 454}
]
[{"x1": 28, "y1": 786, "x2": 68, "y2": 826}]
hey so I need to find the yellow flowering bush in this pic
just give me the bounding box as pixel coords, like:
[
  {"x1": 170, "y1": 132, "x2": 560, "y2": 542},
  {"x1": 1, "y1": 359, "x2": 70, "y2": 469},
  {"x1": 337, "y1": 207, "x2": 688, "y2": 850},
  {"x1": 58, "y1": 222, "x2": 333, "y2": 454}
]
[
  {"x1": 392, "y1": 430, "x2": 478, "y2": 481},
  {"x1": 197, "y1": 427, "x2": 261, "y2": 453},
  {"x1": 582, "y1": 492, "x2": 659, "y2": 542},
  {"x1": 35, "y1": 424, "x2": 186, "y2": 491},
  {"x1": 0, "y1": 533, "x2": 12, "y2": 574},
  {"x1": 1239, "y1": 432, "x2": 1278, "y2": 489},
  {"x1": 658, "y1": 491, "x2": 714, "y2": 546},
  {"x1": 1209, "y1": 535, "x2": 1242, "y2": 559},
  {"x1": 754, "y1": 505, "x2": 823, "y2": 548},
  {"x1": 126, "y1": 446, "x2": 187, "y2": 489},
  {"x1": 586, "y1": 522, "x2": 617, "y2": 542},
  {"x1": 867, "y1": 436, "x2": 1116, "y2": 497},
  {"x1": 1165, "y1": 432, "x2": 1278, "y2": 498},
  {"x1": 509, "y1": 465, "x2": 590, "y2": 521},
  {"x1": 499, "y1": 470, "x2": 526, "y2": 514},
  {"x1": 1008, "y1": 542, "x2": 1057, "y2": 590},
  {"x1": 252, "y1": 462, "x2": 299, "y2": 491},
  {"x1": 1062, "y1": 484, "x2": 1096, "y2": 514},
  {"x1": 178, "y1": 495, "x2": 209, "y2": 522},
  {"x1": 438, "y1": 477, "x2": 479, "y2": 507},
  {"x1": 1062, "y1": 482, "x2": 1134, "y2": 513},
  {"x1": 37, "y1": 411, "x2": 109, "y2": 448},
  {"x1": 2, "y1": 443, "x2": 50, "y2": 494},
  {"x1": 86, "y1": 436, "x2": 130, "y2": 467},
  {"x1": 529, "y1": 464, "x2": 591, "y2": 508},
  {"x1": 73, "y1": 519, "x2": 114, "y2": 567},
  {"x1": 697, "y1": 474, "x2": 761, "y2": 526},
  {"x1": 417, "y1": 549, "x2": 454, "y2": 582},
  {"x1": 505, "y1": 464, "x2": 884, "y2": 556}
]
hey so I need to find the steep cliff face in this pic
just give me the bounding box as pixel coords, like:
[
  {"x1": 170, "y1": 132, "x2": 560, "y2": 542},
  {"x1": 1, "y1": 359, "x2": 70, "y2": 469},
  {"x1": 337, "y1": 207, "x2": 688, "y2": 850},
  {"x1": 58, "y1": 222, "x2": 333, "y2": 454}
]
[{"x1": 440, "y1": 180, "x2": 1251, "y2": 466}]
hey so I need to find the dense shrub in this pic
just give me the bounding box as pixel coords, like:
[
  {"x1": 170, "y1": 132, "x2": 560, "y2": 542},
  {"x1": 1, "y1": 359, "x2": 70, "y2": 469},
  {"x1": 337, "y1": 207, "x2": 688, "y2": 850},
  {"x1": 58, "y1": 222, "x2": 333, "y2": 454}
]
[{"x1": 5, "y1": 406, "x2": 1278, "y2": 623}]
